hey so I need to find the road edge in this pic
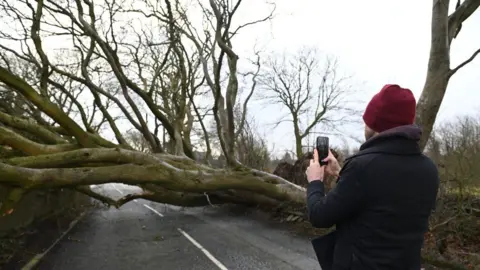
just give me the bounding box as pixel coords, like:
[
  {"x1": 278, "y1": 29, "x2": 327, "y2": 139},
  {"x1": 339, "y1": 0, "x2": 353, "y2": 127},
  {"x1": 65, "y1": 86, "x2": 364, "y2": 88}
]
[{"x1": 20, "y1": 211, "x2": 88, "y2": 270}]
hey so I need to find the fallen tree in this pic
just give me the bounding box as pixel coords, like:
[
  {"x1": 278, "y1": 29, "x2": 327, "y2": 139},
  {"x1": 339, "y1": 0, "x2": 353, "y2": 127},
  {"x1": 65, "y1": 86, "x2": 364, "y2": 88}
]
[
  {"x1": 0, "y1": 54, "x2": 304, "y2": 214},
  {"x1": 0, "y1": 0, "x2": 308, "y2": 216},
  {"x1": 0, "y1": 111, "x2": 306, "y2": 215}
]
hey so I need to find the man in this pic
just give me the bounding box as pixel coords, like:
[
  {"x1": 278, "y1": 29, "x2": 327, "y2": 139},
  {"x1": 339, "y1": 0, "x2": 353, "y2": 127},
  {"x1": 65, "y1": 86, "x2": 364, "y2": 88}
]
[{"x1": 306, "y1": 84, "x2": 439, "y2": 270}]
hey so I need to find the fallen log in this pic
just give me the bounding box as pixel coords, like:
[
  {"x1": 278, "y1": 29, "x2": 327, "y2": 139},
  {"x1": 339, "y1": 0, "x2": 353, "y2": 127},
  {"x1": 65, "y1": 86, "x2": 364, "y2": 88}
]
[{"x1": 0, "y1": 147, "x2": 307, "y2": 215}]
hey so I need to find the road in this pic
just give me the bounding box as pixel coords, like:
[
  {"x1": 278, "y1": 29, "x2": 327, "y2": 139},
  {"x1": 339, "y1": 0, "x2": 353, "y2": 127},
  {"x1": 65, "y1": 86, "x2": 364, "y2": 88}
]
[{"x1": 35, "y1": 184, "x2": 321, "y2": 270}]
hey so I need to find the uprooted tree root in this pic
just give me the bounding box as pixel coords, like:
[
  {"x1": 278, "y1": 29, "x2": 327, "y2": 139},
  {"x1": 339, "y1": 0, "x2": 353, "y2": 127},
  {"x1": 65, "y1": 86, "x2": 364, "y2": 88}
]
[{"x1": 273, "y1": 150, "x2": 341, "y2": 190}]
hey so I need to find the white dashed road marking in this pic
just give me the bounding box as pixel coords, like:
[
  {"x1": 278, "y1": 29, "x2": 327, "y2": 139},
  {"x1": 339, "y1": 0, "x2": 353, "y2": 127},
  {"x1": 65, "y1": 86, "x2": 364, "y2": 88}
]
[
  {"x1": 113, "y1": 184, "x2": 228, "y2": 269},
  {"x1": 143, "y1": 204, "x2": 165, "y2": 217},
  {"x1": 178, "y1": 228, "x2": 229, "y2": 270}
]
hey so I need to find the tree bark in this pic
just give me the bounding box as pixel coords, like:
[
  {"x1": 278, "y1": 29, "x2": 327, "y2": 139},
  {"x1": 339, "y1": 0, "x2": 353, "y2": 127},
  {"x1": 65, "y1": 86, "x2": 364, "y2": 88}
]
[
  {"x1": 0, "y1": 147, "x2": 306, "y2": 214},
  {"x1": 416, "y1": 0, "x2": 480, "y2": 150}
]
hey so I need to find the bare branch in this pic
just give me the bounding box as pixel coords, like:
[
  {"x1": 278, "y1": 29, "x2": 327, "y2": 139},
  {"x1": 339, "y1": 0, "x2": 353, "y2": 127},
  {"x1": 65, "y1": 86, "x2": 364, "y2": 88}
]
[
  {"x1": 258, "y1": 47, "x2": 355, "y2": 157},
  {"x1": 0, "y1": 66, "x2": 97, "y2": 147},
  {"x1": 449, "y1": 47, "x2": 480, "y2": 76}
]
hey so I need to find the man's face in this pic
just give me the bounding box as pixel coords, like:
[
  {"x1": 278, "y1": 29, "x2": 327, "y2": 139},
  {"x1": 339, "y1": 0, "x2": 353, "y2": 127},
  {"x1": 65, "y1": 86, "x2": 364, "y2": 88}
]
[{"x1": 364, "y1": 125, "x2": 376, "y2": 141}]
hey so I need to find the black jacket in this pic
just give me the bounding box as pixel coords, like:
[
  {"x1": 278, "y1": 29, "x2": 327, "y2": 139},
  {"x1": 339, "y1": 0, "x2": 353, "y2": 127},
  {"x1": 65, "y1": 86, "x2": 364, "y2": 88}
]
[{"x1": 307, "y1": 125, "x2": 439, "y2": 270}]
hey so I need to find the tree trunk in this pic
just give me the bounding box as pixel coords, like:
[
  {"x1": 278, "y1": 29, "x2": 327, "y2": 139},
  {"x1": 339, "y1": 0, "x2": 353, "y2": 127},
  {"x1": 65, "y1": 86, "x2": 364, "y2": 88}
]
[
  {"x1": 416, "y1": 0, "x2": 451, "y2": 150},
  {"x1": 293, "y1": 120, "x2": 303, "y2": 158},
  {"x1": 0, "y1": 147, "x2": 306, "y2": 215},
  {"x1": 416, "y1": 0, "x2": 480, "y2": 150}
]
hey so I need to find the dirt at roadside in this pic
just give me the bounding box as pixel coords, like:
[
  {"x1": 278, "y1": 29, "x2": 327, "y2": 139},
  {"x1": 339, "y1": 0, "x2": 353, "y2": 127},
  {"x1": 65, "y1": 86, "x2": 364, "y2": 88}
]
[
  {"x1": 0, "y1": 202, "x2": 95, "y2": 270},
  {"x1": 230, "y1": 204, "x2": 478, "y2": 270}
]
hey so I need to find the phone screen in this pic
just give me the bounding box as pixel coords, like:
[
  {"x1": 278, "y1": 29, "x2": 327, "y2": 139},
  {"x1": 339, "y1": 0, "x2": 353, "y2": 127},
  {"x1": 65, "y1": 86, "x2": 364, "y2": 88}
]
[{"x1": 316, "y1": 136, "x2": 329, "y2": 165}]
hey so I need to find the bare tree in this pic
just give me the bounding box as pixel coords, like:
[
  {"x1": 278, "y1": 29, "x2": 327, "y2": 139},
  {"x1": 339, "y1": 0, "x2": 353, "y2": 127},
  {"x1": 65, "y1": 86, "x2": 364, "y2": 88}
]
[
  {"x1": 164, "y1": 0, "x2": 266, "y2": 166},
  {"x1": 259, "y1": 47, "x2": 356, "y2": 157},
  {"x1": 0, "y1": 0, "x2": 305, "y2": 216},
  {"x1": 416, "y1": 0, "x2": 480, "y2": 149},
  {"x1": 233, "y1": 107, "x2": 271, "y2": 170}
]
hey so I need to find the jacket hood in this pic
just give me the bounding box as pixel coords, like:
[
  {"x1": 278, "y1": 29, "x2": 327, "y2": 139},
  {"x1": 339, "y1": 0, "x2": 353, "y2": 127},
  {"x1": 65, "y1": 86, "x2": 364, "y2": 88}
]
[{"x1": 359, "y1": 124, "x2": 422, "y2": 154}]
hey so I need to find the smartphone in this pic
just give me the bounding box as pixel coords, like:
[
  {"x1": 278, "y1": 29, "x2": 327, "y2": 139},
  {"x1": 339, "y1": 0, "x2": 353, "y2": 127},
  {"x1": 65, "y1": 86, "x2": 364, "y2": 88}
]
[{"x1": 316, "y1": 136, "x2": 329, "y2": 166}]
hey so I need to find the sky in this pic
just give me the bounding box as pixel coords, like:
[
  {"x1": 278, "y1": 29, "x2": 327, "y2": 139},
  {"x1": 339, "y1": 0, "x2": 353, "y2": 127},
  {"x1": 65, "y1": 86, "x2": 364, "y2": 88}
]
[
  {"x1": 2, "y1": 0, "x2": 480, "y2": 158},
  {"x1": 228, "y1": 0, "x2": 480, "y2": 155}
]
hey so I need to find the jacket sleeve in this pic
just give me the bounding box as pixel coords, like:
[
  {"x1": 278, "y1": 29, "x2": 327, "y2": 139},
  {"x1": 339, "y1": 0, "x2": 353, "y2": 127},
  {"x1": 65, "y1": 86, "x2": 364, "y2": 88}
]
[{"x1": 307, "y1": 158, "x2": 367, "y2": 228}]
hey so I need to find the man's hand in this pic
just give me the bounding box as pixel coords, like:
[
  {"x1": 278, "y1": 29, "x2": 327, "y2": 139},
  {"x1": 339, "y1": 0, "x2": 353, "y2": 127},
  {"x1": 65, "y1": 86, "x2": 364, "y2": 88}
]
[
  {"x1": 306, "y1": 149, "x2": 325, "y2": 182},
  {"x1": 323, "y1": 149, "x2": 341, "y2": 177}
]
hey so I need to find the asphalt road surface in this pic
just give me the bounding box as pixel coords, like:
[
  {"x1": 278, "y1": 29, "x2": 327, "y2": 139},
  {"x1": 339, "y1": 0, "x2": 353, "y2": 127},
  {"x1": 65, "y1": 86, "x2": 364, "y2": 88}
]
[{"x1": 35, "y1": 184, "x2": 320, "y2": 270}]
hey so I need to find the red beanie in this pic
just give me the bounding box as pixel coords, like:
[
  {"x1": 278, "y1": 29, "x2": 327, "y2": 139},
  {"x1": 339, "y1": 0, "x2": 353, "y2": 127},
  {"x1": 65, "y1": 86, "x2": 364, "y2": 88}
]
[{"x1": 363, "y1": 84, "x2": 416, "y2": 133}]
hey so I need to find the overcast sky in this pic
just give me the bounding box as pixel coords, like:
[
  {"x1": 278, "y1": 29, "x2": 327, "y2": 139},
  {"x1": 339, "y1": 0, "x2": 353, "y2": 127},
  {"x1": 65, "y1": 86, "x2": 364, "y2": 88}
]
[{"x1": 229, "y1": 0, "x2": 480, "y2": 155}]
